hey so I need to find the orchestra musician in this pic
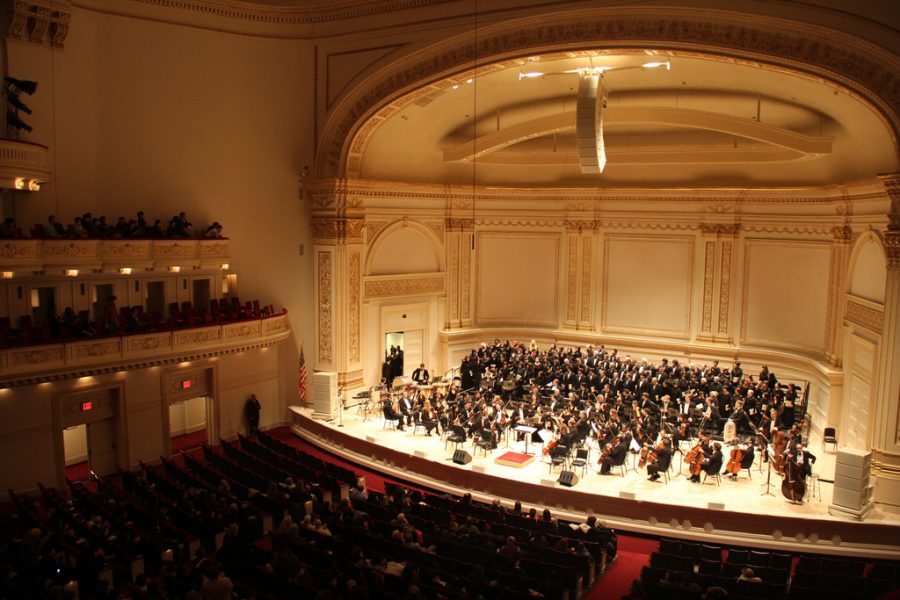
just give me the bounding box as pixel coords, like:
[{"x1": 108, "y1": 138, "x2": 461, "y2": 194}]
[
  {"x1": 690, "y1": 440, "x2": 723, "y2": 483},
  {"x1": 599, "y1": 435, "x2": 628, "y2": 475},
  {"x1": 791, "y1": 443, "x2": 816, "y2": 479},
  {"x1": 420, "y1": 399, "x2": 438, "y2": 436},
  {"x1": 646, "y1": 435, "x2": 673, "y2": 482},
  {"x1": 382, "y1": 395, "x2": 404, "y2": 430},
  {"x1": 398, "y1": 390, "x2": 415, "y2": 428},
  {"x1": 411, "y1": 363, "x2": 430, "y2": 385}
]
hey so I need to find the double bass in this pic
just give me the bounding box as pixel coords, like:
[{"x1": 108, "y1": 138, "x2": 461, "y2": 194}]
[{"x1": 781, "y1": 453, "x2": 806, "y2": 503}]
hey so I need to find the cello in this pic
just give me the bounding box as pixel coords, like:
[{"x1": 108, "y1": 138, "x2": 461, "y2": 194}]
[
  {"x1": 781, "y1": 453, "x2": 806, "y2": 503},
  {"x1": 724, "y1": 444, "x2": 744, "y2": 477},
  {"x1": 684, "y1": 441, "x2": 705, "y2": 476}
]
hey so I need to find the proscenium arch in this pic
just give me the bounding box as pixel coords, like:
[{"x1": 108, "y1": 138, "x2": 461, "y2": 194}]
[
  {"x1": 315, "y1": 6, "x2": 900, "y2": 180},
  {"x1": 364, "y1": 219, "x2": 446, "y2": 276}
]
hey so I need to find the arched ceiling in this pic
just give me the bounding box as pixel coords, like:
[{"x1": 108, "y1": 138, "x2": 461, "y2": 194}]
[{"x1": 357, "y1": 51, "x2": 899, "y2": 187}]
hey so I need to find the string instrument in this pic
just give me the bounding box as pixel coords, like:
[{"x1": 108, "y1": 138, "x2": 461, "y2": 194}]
[
  {"x1": 725, "y1": 445, "x2": 744, "y2": 476},
  {"x1": 637, "y1": 445, "x2": 651, "y2": 468},
  {"x1": 646, "y1": 439, "x2": 667, "y2": 468},
  {"x1": 685, "y1": 442, "x2": 705, "y2": 476},
  {"x1": 543, "y1": 437, "x2": 559, "y2": 456},
  {"x1": 597, "y1": 443, "x2": 613, "y2": 465},
  {"x1": 781, "y1": 454, "x2": 806, "y2": 503},
  {"x1": 772, "y1": 430, "x2": 787, "y2": 474},
  {"x1": 679, "y1": 420, "x2": 689, "y2": 438}
]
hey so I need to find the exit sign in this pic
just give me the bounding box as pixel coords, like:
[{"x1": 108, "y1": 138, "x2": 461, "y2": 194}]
[
  {"x1": 81, "y1": 401, "x2": 92, "y2": 411},
  {"x1": 182, "y1": 379, "x2": 192, "y2": 389}
]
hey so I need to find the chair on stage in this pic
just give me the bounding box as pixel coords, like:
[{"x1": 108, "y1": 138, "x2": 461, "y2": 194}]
[
  {"x1": 445, "y1": 425, "x2": 467, "y2": 451},
  {"x1": 474, "y1": 429, "x2": 495, "y2": 457},
  {"x1": 570, "y1": 447, "x2": 590, "y2": 477},
  {"x1": 382, "y1": 405, "x2": 399, "y2": 430},
  {"x1": 823, "y1": 427, "x2": 838, "y2": 451},
  {"x1": 549, "y1": 444, "x2": 569, "y2": 474},
  {"x1": 703, "y1": 471, "x2": 721, "y2": 486},
  {"x1": 610, "y1": 450, "x2": 629, "y2": 477}
]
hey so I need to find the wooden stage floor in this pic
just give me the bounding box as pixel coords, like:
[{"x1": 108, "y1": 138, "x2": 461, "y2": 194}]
[{"x1": 291, "y1": 405, "x2": 900, "y2": 558}]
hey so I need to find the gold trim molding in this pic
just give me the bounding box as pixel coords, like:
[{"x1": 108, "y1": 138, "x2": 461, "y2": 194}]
[
  {"x1": 845, "y1": 298, "x2": 885, "y2": 332},
  {"x1": 363, "y1": 274, "x2": 444, "y2": 298}
]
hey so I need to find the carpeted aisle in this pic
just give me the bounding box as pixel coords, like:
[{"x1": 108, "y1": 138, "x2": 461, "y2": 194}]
[{"x1": 585, "y1": 534, "x2": 658, "y2": 599}]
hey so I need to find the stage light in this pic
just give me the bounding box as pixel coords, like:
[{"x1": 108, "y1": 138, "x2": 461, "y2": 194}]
[
  {"x1": 4, "y1": 77, "x2": 38, "y2": 95},
  {"x1": 4, "y1": 77, "x2": 37, "y2": 135}
]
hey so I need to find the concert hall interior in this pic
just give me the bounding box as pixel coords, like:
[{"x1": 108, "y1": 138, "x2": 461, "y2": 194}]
[{"x1": 0, "y1": 0, "x2": 899, "y2": 597}]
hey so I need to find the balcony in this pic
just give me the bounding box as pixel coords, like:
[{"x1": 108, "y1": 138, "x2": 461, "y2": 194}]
[
  {"x1": 0, "y1": 138, "x2": 51, "y2": 191},
  {"x1": 0, "y1": 309, "x2": 290, "y2": 386},
  {"x1": 0, "y1": 238, "x2": 229, "y2": 274}
]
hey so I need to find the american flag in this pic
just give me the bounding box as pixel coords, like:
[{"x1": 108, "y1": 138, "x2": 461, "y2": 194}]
[{"x1": 298, "y1": 346, "x2": 308, "y2": 402}]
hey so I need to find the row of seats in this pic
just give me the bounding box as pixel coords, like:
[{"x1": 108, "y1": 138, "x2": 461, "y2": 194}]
[{"x1": 0, "y1": 297, "x2": 281, "y2": 348}]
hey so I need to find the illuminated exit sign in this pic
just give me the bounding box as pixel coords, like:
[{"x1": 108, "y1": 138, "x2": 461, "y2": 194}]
[
  {"x1": 81, "y1": 401, "x2": 92, "y2": 411},
  {"x1": 182, "y1": 379, "x2": 192, "y2": 389}
]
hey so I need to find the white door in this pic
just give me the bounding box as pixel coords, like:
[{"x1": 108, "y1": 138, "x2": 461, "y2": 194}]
[
  {"x1": 403, "y1": 329, "x2": 423, "y2": 376},
  {"x1": 846, "y1": 374, "x2": 870, "y2": 450},
  {"x1": 87, "y1": 419, "x2": 117, "y2": 477}
]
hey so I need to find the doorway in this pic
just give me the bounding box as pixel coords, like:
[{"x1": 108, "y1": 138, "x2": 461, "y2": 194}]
[
  {"x1": 62, "y1": 418, "x2": 118, "y2": 480},
  {"x1": 30, "y1": 286, "x2": 57, "y2": 329},
  {"x1": 146, "y1": 281, "x2": 166, "y2": 320},
  {"x1": 92, "y1": 283, "x2": 115, "y2": 322},
  {"x1": 385, "y1": 331, "x2": 404, "y2": 383},
  {"x1": 169, "y1": 395, "x2": 209, "y2": 454},
  {"x1": 192, "y1": 279, "x2": 211, "y2": 313}
]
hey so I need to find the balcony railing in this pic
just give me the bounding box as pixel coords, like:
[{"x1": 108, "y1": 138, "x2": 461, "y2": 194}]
[{"x1": 0, "y1": 309, "x2": 289, "y2": 386}]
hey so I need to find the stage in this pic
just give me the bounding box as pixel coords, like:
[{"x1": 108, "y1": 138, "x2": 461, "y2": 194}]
[{"x1": 289, "y1": 405, "x2": 900, "y2": 558}]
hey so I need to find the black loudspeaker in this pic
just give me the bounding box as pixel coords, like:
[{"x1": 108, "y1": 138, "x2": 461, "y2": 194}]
[
  {"x1": 452, "y1": 449, "x2": 472, "y2": 465},
  {"x1": 558, "y1": 470, "x2": 579, "y2": 487}
]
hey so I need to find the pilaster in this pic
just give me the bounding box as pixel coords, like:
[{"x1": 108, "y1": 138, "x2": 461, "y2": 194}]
[
  {"x1": 870, "y1": 175, "x2": 900, "y2": 500},
  {"x1": 697, "y1": 223, "x2": 739, "y2": 343},
  {"x1": 446, "y1": 218, "x2": 473, "y2": 329},
  {"x1": 311, "y1": 215, "x2": 365, "y2": 389}
]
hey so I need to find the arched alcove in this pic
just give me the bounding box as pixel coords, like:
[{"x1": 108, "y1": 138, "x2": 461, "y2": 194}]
[
  {"x1": 366, "y1": 222, "x2": 443, "y2": 276},
  {"x1": 848, "y1": 234, "x2": 887, "y2": 304}
]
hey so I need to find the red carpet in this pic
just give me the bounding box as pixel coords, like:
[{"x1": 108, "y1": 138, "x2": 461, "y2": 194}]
[
  {"x1": 65, "y1": 461, "x2": 90, "y2": 482},
  {"x1": 586, "y1": 535, "x2": 658, "y2": 599},
  {"x1": 171, "y1": 429, "x2": 207, "y2": 454}
]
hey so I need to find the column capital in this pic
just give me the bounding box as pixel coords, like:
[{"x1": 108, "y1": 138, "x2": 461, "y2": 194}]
[
  {"x1": 831, "y1": 225, "x2": 853, "y2": 242},
  {"x1": 700, "y1": 223, "x2": 740, "y2": 236},
  {"x1": 886, "y1": 230, "x2": 900, "y2": 270}
]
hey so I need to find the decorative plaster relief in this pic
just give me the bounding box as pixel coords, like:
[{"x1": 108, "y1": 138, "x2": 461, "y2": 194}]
[
  {"x1": 6, "y1": 1, "x2": 70, "y2": 49},
  {"x1": 718, "y1": 241, "x2": 732, "y2": 334},
  {"x1": 566, "y1": 236, "x2": 577, "y2": 322},
  {"x1": 845, "y1": 299, "x2": 885, "y2": 332},
  {"x1": 318, "y1": 251, "x2": 333, "y2": 363},
  {"x1": 12, "y1": 347, "x2": 63, "y2": 366},
  {"x1": 702, "y1": 241, "x2": 715, "y2": 332},
  {"x1": 363, "y1": 275, "x2": 444, "y2": 298},
  {"x1": 349, "y1": 251, "x2": 361, "y2": 362},
  {"x1": 580, "y1": 236, "x2": 592, "y2": 323},
  {"x1": 74, "y1": 341, "x2": 121, "y2": 359}
]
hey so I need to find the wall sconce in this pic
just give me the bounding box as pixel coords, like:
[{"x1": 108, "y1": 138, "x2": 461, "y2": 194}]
[
  {"x1": 220, "y1": 263, "x2": 229, "y2": 270},
  {"x1": 0, "y1": 271, "x2": 13, "y2": 279},
  {"x1": 65, "y1": 269, "x2": 79, "y2": 277},
  {"x1": 169, "y1": 266, "x2": 181, "y2": 273},
  {"x1": 119, "y1": 267, "x2": 132, "y2": 275}
]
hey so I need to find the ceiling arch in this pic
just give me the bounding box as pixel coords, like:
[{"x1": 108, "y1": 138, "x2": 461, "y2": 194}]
[{"x1": 316, "y1": 6, "x2": 900, "y2": 188}]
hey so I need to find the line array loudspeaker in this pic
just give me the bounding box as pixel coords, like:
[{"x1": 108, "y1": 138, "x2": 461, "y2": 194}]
[{"x1": 452, "y1": 449, "x2": 472, "y2": 465}]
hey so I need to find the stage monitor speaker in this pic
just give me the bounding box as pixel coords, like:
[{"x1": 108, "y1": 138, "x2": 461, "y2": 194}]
[
  {"x1": 558, "y1": 470, "x2": 579, "y2": 487},
  {"x1": 452, "y1": 449, "x2": 472, "y2": 465}
]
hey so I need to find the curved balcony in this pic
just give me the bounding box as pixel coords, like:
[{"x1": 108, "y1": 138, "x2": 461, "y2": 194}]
[
  {"x1": 0, "y1": 138, "x2": 51, "y2": 190},
  {"x1": 0, "y1": 310, "x2": 290, "y2": 387}
]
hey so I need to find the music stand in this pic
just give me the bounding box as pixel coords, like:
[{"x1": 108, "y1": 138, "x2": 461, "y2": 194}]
[
  {"x1": 760, "y1": 446, "x2": 776, "y2": 497},
  {"x1": 515, "y1": 425, "x2": 537, "y2": 454}
]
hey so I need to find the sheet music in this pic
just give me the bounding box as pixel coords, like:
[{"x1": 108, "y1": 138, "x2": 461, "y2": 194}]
[
  {"x1": 537, "y1": 429, "x2": 553, "y2": 443},
  {"x1": 515, "y1": 425, "x2": 537, "y2": 434}
]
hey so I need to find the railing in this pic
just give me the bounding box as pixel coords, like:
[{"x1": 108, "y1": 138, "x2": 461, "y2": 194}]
[
  {"x1": 0, "y1": 238, "x2": 229, "y2": 272},
  {"x1": 0, "y1": 309, "x2": 289, "y2": 385}
]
